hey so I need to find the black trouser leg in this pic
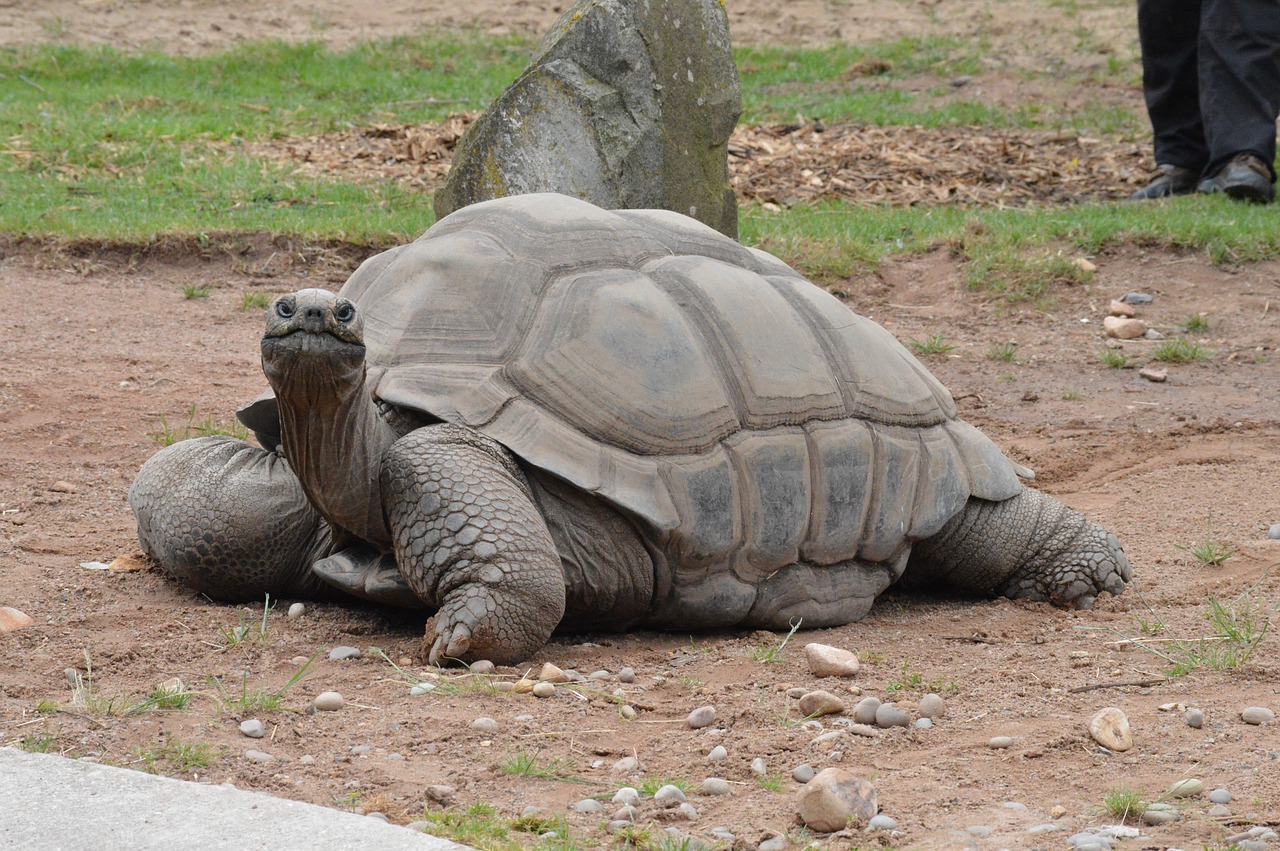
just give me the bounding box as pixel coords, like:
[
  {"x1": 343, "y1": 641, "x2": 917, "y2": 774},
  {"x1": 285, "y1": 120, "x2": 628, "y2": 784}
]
[
  {"x1": 1138, "y1": 0, "x2": 1209, "y2": 171},
  {"x1": 1199, "y1": 0, "x2": 1280, "y2": 179}
]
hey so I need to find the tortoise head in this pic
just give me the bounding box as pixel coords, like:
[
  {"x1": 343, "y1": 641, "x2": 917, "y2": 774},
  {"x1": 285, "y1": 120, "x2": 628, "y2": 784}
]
[{"x1": 261, "y1": 288, "x2": 367, "y2": 403}]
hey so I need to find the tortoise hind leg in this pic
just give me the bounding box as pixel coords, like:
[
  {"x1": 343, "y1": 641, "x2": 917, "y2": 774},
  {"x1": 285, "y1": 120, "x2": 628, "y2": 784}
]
[
  {"x1": 740, "y1": 552, "x2": 906, "y2": 628},
  {"x1": 128, "y1": 436, "x2": 333, "y2": 600},
  {"x1": 905, "y1": 488, "x2": 1130, "y2": 607},
  {"x1": 380, "y1": 425, "x2": 566, "y2": 666}
]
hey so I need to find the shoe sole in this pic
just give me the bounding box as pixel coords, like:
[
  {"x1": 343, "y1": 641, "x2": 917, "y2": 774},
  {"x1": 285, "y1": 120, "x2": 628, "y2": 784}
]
[{"x1": 1223, "y1": 183, "x2": 1274, "y2": 203}]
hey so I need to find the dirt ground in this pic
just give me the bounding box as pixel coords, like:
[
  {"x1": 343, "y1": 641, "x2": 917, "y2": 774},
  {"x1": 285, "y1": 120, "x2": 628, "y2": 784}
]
[{"x1": 3, "y1": 2, "x2": 1280, "y2": 850}]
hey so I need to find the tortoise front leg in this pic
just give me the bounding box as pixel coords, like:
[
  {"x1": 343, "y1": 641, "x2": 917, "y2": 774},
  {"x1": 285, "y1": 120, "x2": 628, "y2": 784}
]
[{"x1": 380, "y1": 424, "x2": 567, "y2": 666}]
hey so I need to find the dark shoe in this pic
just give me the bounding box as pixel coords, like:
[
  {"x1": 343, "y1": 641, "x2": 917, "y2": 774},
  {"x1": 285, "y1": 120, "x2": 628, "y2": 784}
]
[
  {"x1": 1197, "y1": 153, "x2": 1274, "y2": 203},
  {"x1": 1129, "y1": 164, "x2": 1199, "y2": 200}
]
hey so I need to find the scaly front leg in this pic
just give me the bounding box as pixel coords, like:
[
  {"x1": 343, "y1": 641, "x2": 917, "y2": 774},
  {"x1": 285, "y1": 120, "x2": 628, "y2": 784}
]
[{"x1": 380, "y1": 424, "x2": 566, "y2": 666}]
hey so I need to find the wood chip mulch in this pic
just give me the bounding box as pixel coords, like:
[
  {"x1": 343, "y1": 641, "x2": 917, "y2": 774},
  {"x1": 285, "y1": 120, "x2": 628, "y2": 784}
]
[{"x1": 248, "y1": 113, "x2": 1156, "y2": 208}]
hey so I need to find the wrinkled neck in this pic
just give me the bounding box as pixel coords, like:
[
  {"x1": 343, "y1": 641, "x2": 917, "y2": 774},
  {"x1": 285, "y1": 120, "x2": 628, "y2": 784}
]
[{"x1": 272, "y1": 359, "x2": 397, "y2": 548}]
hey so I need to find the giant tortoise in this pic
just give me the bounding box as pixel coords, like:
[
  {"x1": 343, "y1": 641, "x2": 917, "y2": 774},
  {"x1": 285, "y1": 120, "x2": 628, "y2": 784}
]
[{"x1": 130, "y1": 193, "x2": 1130, "y2": 665}]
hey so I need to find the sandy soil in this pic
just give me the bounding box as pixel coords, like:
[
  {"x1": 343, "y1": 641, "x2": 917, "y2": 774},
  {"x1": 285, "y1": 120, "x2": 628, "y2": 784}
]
[{"x1": 2, "y1": 2, "x2": 1279, "y2": 850}]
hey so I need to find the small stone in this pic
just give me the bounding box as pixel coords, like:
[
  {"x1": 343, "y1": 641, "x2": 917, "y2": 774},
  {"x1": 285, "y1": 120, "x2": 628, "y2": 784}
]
[
  {"x1": 1050, "y1": 805, "x2": 1067, "y2": 818},
  {"x1": 611, "y1": 805, "x2": 639, "y2": 821},
  {"x1": 613, "y1": 787, "x2": 640, "y2": 805},
  {"x1": 532, "y1": 681, "x2": 556, "y2": 698},
  {"x1": 469, "y1": 660, "x2": 495, "y2": 674},
  {"x1": 239, "y1": 719, "x2": 266, "y2": 738},
  {"x1": 749, "y1": 757, "x2": 767, "y2": 777},
  {"x1": 286, "y1": 602, "x2": 305, "y2": 619},
  {"x1": 1141, "y1": 807, "x2": 1178, "y2": 826},
  {"x1": 811, "y1": 730, "x2": 843, "y2": 745},
  {"x1": 409, "y1": 683, "x2": 436, "y2": 696},
  {"x1": 1138, "y1": 366, "x2": 1168, "y2": 382},
  {"x1": 803, "y1": 643, "x2": 860, "y2": 677},
  {"x1": 687, "y1": 705, "x2": 716, "y2": 729},
  {"x1": 327, "y1": 646, "x2": 361, "y2": 661},
  {"x1": 425, "y1": 785, "x2": 455, "y2": 805},
  {"x1": 512, "y1": 678, "x2": 535, "y2": 693},
  {"x1": 469, "y1": 717, "x2": 499, "y2": 733},
  {"x1": 50, "y1": 480, "x2": 78, "y2": 493},
  {"x1": 653, "y1": 784, "x2": 687, "y2": 806},
  {"x1": 1103, "y1": 315, "x2": 1148, "y2": 339},
  {"x1": 1143, "y1": 328, "x2": 1165, "y2": 340},
  {"x1": 988, "y1": 736, "x2": 1014, "y2": 749},
  {"x1": 757, "y1": 837, "x2": 785, "y2": 851},
  {"x1": 618, "y1": 667, "x2": 636, "y2": 683},
  {"x1": 0, "y1": 607, "x2": 35, "y2": 634},
  {"x1": 313, "y1": 691, "x2": 344, "y2": 711},
  {"x1": 244, "y1": 749, "x2": 271, "y2": 763},
  {"x1": 796, "y1": 768, "x2": 877, "y2": 833},
  {"x1": 1075, "y1": 258, "x2": 1097, "y2": 273},
  {"x1": 701, "y1": 777, "x2": 731, "y2": 796},
  {"x1": 676, "y1": 802, "x2": 699, "y2": 820},
  {"x1": 349, "y1": 745, "x2": 371, "y2": 755},
  {"x1": 1121, "y1": 291, "x2": 1154, "y2": 305},
  {"x1": 786, "y1": 687, "x2": 806, "y2": 700},
  {"x1": 706, "y1": 745, "x2": 727, "y2": 762},
  {"x1": 847, "y1": 723, "x2": 881, "y2": 738},
  {"x1": 1108, "y1": 299, "x2": 1136, "y2": 317},
  {"x1": 799, "y1": 690, "x2": 846, "y2": 717},
  {"x1": 914, "y1": 718, "x2": 933, "y2": 729},
  {"x1": 852, "y1": 696, "x2": 881, "y2": 724},
  {"x1": 612, "y1": 756, "x2": 639, "y2": 773},
  {"x1": 874, "y1": 703, "x2": 910, "y2": 728},
  {"x1": 1166, "y1": 778, "x2": 1203, "y2": 798},
  {"x1": 1241, "y1": 706, "x2": 1275, "y2": 725},
  {"x1": 589, "y1": 669, "x2": 611, "y2": 680},
  {"x1": 619, "y1": 705, "x2": 637, "y2": 720},
  {"x1": 299, "y1": 755, "x2": 315, "y2": 765},
  {"x1": 1186, "y1": 707, "x2": 1205, "y2": 728},
  {"x1": 967, "y1": 825, "x2": 993, "y2": 837},
  {"x1": 571, "y1": 798, "x2": 603, "y2": 813},
  {"x1": 792, "y1": 763, "x2": 815, "y2": 783},
  {"x1": 538, "y1": 662, "x2": 569, "y2": 683},
  {"x1": 291, "y1": 656, "x2": 309, "y2": 667},
  {"x1": 1028, "y1": 823, "x2": 1060, "y2": 834},
  {"x1": 868, "y1": 814, "x2": 898, "y2": 831},
  {"x1": 1088, "y1": 707, "x2": 1133, "y2": 751},
  {"x1": 1267, "y1": 523, "x2": 1280, "y2": 540},
  {"x1": 1002, "y1": 801, "x2": 1028, "y2": 811},
  {"x1": 1208, "y1": 804, "x2": 1232, "y2": 818},
  {"x1": 917, "y1": 693, "x2": 946, "y2": 719},
  {"x1": 1209, "y1": 788, "x2": 1232, "y2": 804}
]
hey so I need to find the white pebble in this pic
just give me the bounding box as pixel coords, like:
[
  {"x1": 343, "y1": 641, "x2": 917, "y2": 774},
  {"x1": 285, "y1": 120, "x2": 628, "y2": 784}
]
[
  {"x1": 239, "y1": 719, "x2": 266, "y2": 738},
  {"x1": 914, "y1": 717, "x2": 933, "y2": 729},
  {"x1": 918, "y1": 693, "x2": 946, "y2": 718},
  {"x1": 612, "y1": 756, "x2": 639, "y2": 773},
  {"x1": 792, "y1": 763, "x2": 815, "y2": 783},
  {"x1": 1166, "y1": 778, "x2": 1203, "y2": 798},
  {"x1": 802, "y1": 643, "x2": 860, "y2": 677},
  {"x1": 613, "y1": 787, "x2": 640, "y2": 806},
  {"x1": 287, "y1": 602, "x2": 305, "y2": 619},
  {"x1": 1209, "y1": 789, "x2": 1233, "y2": 804},
  {"x1": 469, "y1": 659, "x2": 495, "y2": 674},
  {"x1": 1186, "y1": 707, "x2": 1205, "y2": 728},
  {"x1": 676, "y1": 802, "x2": 699, "y2": 820},
  {"x1": 532, "y1": 681, "x2": 555, "y2": 698},
  {"x1": 618, "y1": 667, "x2": 636, "y2": 683},
  {"x1": 687, "y1": 705, "x2": 716, "y2": 729},
  {"x1": 469, "y1": 717, "x2": 499, "y2": 733},
  {"x1": 701, "y1": 777, "x2": 731, "y2": 796},
  {"x1": 988, "y1": 736, "x2": 1014, "y2": 749},
  {"x1": 868, "y1": 814, "x2": 898, "y2": 831},
  {"x1": 571, "y1": 798, "x2": 603, "y2": 813},
  {"x1": 1241, "y1": 706, "x2": 1275, "y2": 725},
  {"x1": 619, "y1": 705, "x2": 637, "y2": 720},
  {"x1": 707, "y1": 745, "x2": 727, "y2": 761},
  {"x1": 749, "y1": 757, "x2": 767, "y2": 777},
  {"x1": 314, "y1": 691, "x2": 344, "y2": 711},
  {"x1": 244, "y1": 749, "x2": 271, "y2": 763},
  {"x1": 409, "y1": 683, "x2": 435, "y2": 696},
  {"x1": 654, "y1": 784, "x2": 687, "y2": 806},
  {"x1": 327, "y1": 646, "x2": 361, "y2": 661}
]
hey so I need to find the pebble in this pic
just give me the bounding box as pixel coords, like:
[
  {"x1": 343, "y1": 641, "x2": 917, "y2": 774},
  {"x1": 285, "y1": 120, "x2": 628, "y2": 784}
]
[
  {"x1": 676, "y1": 802, "x2": 699, "y2": 820},
  {"x1": 1121, "y1": 291, "x2": 1154, "y2": 305},
  {"x1": 1186, "y1": 707, "x2": 1205, "y2": 728},
  {"x1": 988, "y1": 736, "x2": 1014, "y2": 749},
  {"x1": 867, "y1": 814, "x2": 898, "y2": 831},
  {"x1": 613, "y1": 787, "x2": 640, "y2": 805},
  {"x1": 792, "y1": 763, "x2": 815, "y2": 783},
  {"x1": 786, "y1": 687, "x2": 807, "y2": 700},
  {"x1": 239, "y1": 719, "x2": 266, "y2": 738},
  {"x1": 1208, "y1": 804, "x2": 1232, "y2": 819},
  {"x1": 286, "y1": 602, "x2": 305, "y2": 619},
  {"x1": 425, "y1": 785, "x2": 455, "y2": 805},
  {"x1": 1141, "y1": 807, "x2": 1178, "y2": 826},
  {"x1": 654, "y1": 784, "x2": 687, "y2": 806},
  {"x1": 409, "y1": 683, "x2": 435, "y2": 696},
  {"x1": 1108, "y1": 299, "x2": 1136, "y2": 317},
  {"x1": 847, "y1": 723, "x2": 881, "y2": 738},
  {"x1": 1143, "y1": 328, "x2": 1165, "y2": 340},
  {"x1": 618, "y1": 667, "x2": 636, "y2": 683},
  {"x1": 852, "y1": 696, "x2": 881, "y2": 724},
  {"x1": 327, "y1": 646, "x2": 361, "y2": 661},
  {"x1": 796, "y1": 768, "x2": 877, "y2": 833},
  {"x1": 1088, "y1": 707, "x2": 1133, "y2": 752},
  {"x1": 1103, "y1": 315, "x2": 1147, "y2": 339},
  {"x1": 1241, "y1": 706, "x2": 1275, "y2": 725},
  {"x1": 350, "y1": 745, "x2": 371, "y2": 755},
  {"x1": 469, "y1": 660, "x2": 495, "y2": 674},
  {"x1": 512, "y1": 678, "x2": 535, "y2": 693},
  {"x1": 1075, "y1": 257, "x2": 1097, "y2": 273},
  {"x1": 611, "y1": 805, "x2": 638, "y2": 822},
  {"x1": 469, "y1": 717, "x2": 499, "y2": 733},
  {"x1": 802, "y1": 643, "x2": 860, "y2": 677},
  {"x1": 1068, "y1": 831, "x2": 1111, "y2": 850},
  {"x1": 1138, "y1": 366, "x2": 1168, "y2": 383},
  {"x1": 538, "y1": 663, "x2": 570, "y2": 683},
  {"x1": 0, "y1": 607, "x2": 35, "y2": 634},
  {"x1": 811, "y1": 730, "x2": 843, "y2": 746},
  {"x1": 750, "y1": 757, "x2": 767, "y2": 777},
  {"x1": 1166, "y1": 778, "x2": 1203, "y2": 798},
  {"x1": 799, "y1": 690, "x2": 845, "y2": 717},
  {"x1": 1209, "y1": 788, "x2": 1232, "y2": 804},
  {"x1": 914, "y1": 718, "x2": 933, "y2": 730},
  {"x1": 619, "y1": 705, "x2": 637, "y2": 720},
  {"x1": 612, "y1": 756, "x2": 639, "y2": 773},
  {"x1": 291, "y1": 656, "x2": 309, "y2": 667},
  {"x1": 571, "y1": 798, "x2": 603, "y2": 813},
  {"x1": 874, "y1": 703, "x2": 910, "y2": 728},
  {"x1": 313, "y1": 691, "x2": 344, "y2": 711},
  {"x1": 1267, "y1": 523, "x2": 1280, "y2": 540},
  {"x1": 1002, "y1": 801, "x2": 1028, "y2": 811},
  {"x1": 1050, "y1": 805, "x2": 1068, "y2": 819},
  {"x1": 758, "y1": 837, "x2": 785, "y2": 851},
  {"x1": 917, "y1": 693, "x2": 946, "y2": 719},
  {"x1": 701, "y1": 777, "x2": 731, "y2": 796},
  {"x1": 1028, "y1": 824, "x2": 1060, "y2": 834},
  {"x1": 299, "y1": 755, "x2": 315, "y2": 764},
  {"x1": 967, "y1": 825, "x2": 993, "y2": 837},
  {"x1": 244, "y1": 749, "x2": 271, "y2": 763},
  {"x1": 588, "y1": 669, "x2": 610, "y2": 680},
  {"x1": 532, "y1": 681, "x2": 556, "y2": 698},
  {"x1": 687, "y1": 705, "x2": 716, "y2": 729},
  {"x1": 707, "y1": 745, "x2": 727, "y2": 762}
]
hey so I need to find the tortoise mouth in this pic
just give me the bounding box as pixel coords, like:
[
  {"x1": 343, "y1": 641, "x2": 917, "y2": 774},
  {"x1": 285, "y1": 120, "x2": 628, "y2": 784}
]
[{"x1": 261, "y1": 328, "x2": 367, "y2": 396}]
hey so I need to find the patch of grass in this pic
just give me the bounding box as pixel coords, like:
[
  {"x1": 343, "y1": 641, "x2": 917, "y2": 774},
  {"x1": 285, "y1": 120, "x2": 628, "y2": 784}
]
[
  {"x1": 1178, "y1": 313, "x2": 1210, "y2": 333},
  {"x1": 884, "y1": 660, "x2": 926, "y2": 693},
  {"x1": 1151, "y1": 337, "x2": 1211, "y2": 364},
  {"x1": 1175, "y1": 513, "x2": 1237, "y2": 566},
  {"x1": 140, "y1": 679, "x2": 193, "y2": 711},
  {"x1": 68, "y1": 651, "x2": 150, "y2": 716},
  {"x1": 907, "y1": 333, "x2": 955, "y2": 356},
  {"x1": 181, "y1": 284, "x2": 211, "y2": 299},
  {"x1": 986, "y1": 342, "x2": 1018, "y2": 362},
  {"x1": 136, "y1": 738, "x2": 221, "y2": 774},
  {"x1": 416, "y1": 803, "x2": 522, "y2": 849},
  {"x1": 757, "y1": 773, "x2": 786, "y2": 792},
  {"x1": 1061, "y1": 388, "x2": 1083, "y2": 401},
  {"x1": 217, "y1": 594, "x2": 275, "y2": 646},
  {"x1": 1100, "y1": 349, "x2": 1130, "y2": 368},
  {"x1": 638, "y1": 777, "x2": 692, "y2": 797},
  {"x1": 1102, "y1": 786, "x2": 1145, "y2": 822},
  {"x1": 151, "y1": 403, "x2": 250, "y2": 446},
  {"x1": 35, "y1": 699, "x2": 60, "y2": 715},
  {"x1": 211, "y1": 652, "x2": 315, "y2": 712},
  {"x1": 746, "y1": 617, "x2": 802, "y2": 663},
  {"x1": 497, "y1": 750, "x2": 587, "y2": 784},
  {"x1": 240, "y1": 290, "x2": 271, "y2": 310},
  {"x1": 18, "y1": 733, "x2": 57, "y2": 753}
]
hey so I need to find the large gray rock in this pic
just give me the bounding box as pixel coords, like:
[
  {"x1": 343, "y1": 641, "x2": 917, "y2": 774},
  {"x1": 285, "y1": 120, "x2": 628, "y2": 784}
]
[{"x1": 435, "y1": 0, "x2": 741, "y2": 237}]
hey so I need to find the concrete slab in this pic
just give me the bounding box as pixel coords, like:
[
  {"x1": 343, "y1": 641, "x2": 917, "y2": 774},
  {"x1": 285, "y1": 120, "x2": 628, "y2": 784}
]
[{"x1": 0, "y1": 747, "x2": 470, "y2": 850}]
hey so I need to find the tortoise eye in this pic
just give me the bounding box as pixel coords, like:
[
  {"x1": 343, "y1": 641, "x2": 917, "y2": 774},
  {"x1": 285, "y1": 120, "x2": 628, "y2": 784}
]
[
  {"x1": 276, "y1": 300, "x2": 295, "y2": 319},
  {"x1": 334, "y1": 302, "x2": 355, "y2": 323}
]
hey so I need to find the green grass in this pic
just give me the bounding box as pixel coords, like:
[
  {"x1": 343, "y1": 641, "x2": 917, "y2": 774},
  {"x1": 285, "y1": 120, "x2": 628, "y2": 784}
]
[
  {"x1": 240, "y1": 290, "x2": 272, "y2": 310},
  {"x1": 497, "y1": 749, "x2": 585, "y2": 784},
  {"x1": 415, "y1": 802, "x2": 582, "y2": 850},
  {"x1": 1100, "y1": 349, "x2": 1129, "y2": 368},
  {"x1": 638, "y1": 776, "x2": 691, "y2": 797},
  {"x1": 151, "y1": 403, "x2": 250, "y2": 446},
  {"x1": 1102, "y1": 786, "x2": 1144, "y2": 822},
  {"x1": 746, "y1": 617, "x2": 802, "y2": 663},
  {"x1": 136, "y1": 739, "x2": 221, "y2": 774},
  {"x1": 182, "y1": 284, "x2": 211, "y2": 299},
  {"x1": 1151, "y1": 337, "x2": 1212, "y2": 364},
  {"x1": 211, "y1": 652, "x2": 315, "y2": 712},
  {"x1": 908, "y1": 333, "x2": 955, "y2": 356},
  {"x1": 1175, "y1": 513, "x2": 1237, "y2": 566},
  {"x1": 884, "y1": 660, "x2": 925, "y2": 693},
  {"x1": 18, "y1": 733, "x2": 57, "y2": 753},
  {"x1": 986, "y1": 342, "x2": 1018, "y2": 362},
  {"x1": 217, "y1": 595, "x2": 275, "y2": 646},
  {"x1": 1179, "y1": 313, "x2": 1210, "y2": 333}
]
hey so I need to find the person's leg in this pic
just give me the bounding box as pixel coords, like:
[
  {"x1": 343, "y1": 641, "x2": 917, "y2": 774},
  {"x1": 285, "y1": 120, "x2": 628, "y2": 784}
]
[
  {"x1": 1139, "y1": 0, "x2": 1210, "y2": 171},
  {"x1": 1196, "y1": 0, "x2": 1280, "y2": 200}
]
